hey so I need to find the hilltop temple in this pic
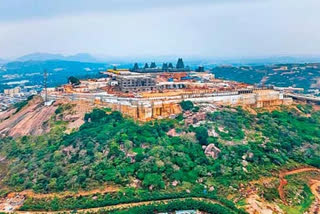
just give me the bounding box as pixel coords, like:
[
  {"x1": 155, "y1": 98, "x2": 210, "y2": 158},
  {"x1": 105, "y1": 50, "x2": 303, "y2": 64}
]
[{"x1": 44, "y1": 59, "x2": 292, "y2": 121}]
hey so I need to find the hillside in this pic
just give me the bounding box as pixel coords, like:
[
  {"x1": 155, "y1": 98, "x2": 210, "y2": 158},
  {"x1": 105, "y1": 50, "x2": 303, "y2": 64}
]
[
  {"x1": 212, "y1": 63, "x2": 320, "y2": 91},
  {"x1": 16, "y1": 53, "x2": 101, "y2": 63},
  {"x1": 2, "y1": 60, "x2": 319, "y2": 95},
  {"x1": 0, "y1": 58, "x2": 6, "y2": 64},
  {"x1": 0, "y1": 60, "x2": 108, "y2": 92},
  {"x1": 0, "y1": 98, "x2": 319, "y2": 213},
  {"x1": 0, "y1": 97, "x2": 93, "y2": 138}
]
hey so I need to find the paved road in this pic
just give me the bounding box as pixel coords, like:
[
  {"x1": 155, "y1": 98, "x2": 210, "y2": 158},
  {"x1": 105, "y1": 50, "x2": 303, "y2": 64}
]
[{"x1": 286, "y1": 93, "x2": 320, "y2": 104}]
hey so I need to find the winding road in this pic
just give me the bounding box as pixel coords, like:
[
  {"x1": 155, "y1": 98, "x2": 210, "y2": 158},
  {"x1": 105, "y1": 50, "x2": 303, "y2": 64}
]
[{"x1": 278, "y1": 167, "x2": 320, "y2": 204}]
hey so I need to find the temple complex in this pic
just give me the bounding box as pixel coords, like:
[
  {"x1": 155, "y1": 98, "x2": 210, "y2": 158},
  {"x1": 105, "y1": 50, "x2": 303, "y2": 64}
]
[{"x1": 45, "y1": 59, "x2": 293, "y2": 121}]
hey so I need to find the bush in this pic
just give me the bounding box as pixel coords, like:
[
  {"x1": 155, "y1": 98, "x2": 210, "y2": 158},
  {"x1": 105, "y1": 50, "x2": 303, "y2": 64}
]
[
  {"x1": 68, "y1": 76, "x2": 80, "y2": 85},
  {"x1": 195, "y1": 126, "x2": 209, "y2": 145},
  {"x1": 13, "y1": 100, "x2": 28, "y2": 113},
  {"x1": 180, "y1": 101, "x2": 194, "y2": 111}
]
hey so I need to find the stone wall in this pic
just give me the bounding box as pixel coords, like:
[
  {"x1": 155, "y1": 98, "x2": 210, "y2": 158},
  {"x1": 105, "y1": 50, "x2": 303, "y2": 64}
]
[
  {"x1": 98, "y1": 90, "x2": 291, "y2": 121},
  {"x1": 47, "y1": 89, "x2": 292, "y2": 121}
]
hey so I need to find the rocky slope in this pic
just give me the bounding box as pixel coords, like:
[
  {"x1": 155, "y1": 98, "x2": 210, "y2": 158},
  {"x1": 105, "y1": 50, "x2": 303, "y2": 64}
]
[
  {"x1": 0, "y1": 97, "x2": 93, "y2": 138},
  {"x1": 0, "y1": 97, "x2": 57, "y2": 137}
]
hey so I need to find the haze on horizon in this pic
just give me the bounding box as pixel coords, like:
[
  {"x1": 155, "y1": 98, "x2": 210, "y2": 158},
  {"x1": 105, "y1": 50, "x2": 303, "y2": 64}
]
[{"x1": 0, "y1": 0, "x2": 319, "y2": 60}]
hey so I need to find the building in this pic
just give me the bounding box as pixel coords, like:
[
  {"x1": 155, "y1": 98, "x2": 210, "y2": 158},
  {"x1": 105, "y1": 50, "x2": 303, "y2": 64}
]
[
  {"x1": 4, "y1": 87, "x2": 21, "y2": 97},
  {"x1": 44, "y1": 59, "x2": 293, "y2": 121},
  {"x1": 116, "y1": 75, "x2": 156, "y2": 92},
  {"x1": 131, "y1": 58, "x2": 194, "y2": 73}
]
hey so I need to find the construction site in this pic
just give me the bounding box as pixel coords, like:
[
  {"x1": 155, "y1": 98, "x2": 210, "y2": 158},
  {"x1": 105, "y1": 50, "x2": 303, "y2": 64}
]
[{"x1": 44, "y1": 59, "x2": 293, "y2": 121}]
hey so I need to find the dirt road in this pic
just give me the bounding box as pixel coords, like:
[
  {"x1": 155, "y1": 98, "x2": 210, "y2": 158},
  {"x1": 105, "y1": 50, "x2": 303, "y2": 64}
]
[
  {"x1": 278, "y1": 167, "x2": 320, "y2": 204},
  {"x1": 6, "y1": 185, "x2": 119, "y2": 200},
  {"x1": 308, "y1": 179, "x2": 320, "y2": 214}
]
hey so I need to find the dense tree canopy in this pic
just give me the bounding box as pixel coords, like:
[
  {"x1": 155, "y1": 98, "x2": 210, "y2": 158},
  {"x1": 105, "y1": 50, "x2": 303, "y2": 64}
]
[{"x1": 0, "y1": 104, "x2": 319, "y2": 212}]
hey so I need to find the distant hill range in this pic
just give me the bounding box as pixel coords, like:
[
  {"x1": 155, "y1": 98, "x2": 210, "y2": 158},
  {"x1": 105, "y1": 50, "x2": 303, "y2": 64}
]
[
  {"x1": 0, "y1": 60, "x2": 108, "y2": 93},
  {"x1": 198, "y1": 56, "x2": 320, "y2": 67},
  {"x1": 0, "y1": 58, "x2": 7, "y2": 64},
  {"x1": 212, "y1": 63, "x2": 320, "y2": 90},
  {"x1": 4, "y1": 53, "x2": 319, "y2": 65},
  {"x1": 16, "y1": 53, "x2": 103, "y2": 63}
]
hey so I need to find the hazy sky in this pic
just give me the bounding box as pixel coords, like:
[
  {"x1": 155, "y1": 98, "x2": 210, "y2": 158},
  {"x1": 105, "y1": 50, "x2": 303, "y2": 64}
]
[{"x1": 0, "y1": 0, "x2": 319, "y2": 59}]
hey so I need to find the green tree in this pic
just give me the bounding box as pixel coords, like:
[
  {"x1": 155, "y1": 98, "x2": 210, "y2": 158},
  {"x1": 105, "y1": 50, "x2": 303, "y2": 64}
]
[
  {"x1": 84, "y1": 108, "x2": 106, "y2": 122},
  {"x1": 195, "y1": 126, "x2": 209, "y2": 145},
  {"x1": 180, "y1": 100, "x2": 194, "y2": 111},
  {"x1": 142, "y1": 173, "x2": 165, "y2": 189},
  {"x1": 68, "y1": 76, "x2": 80, "y2": 85}
]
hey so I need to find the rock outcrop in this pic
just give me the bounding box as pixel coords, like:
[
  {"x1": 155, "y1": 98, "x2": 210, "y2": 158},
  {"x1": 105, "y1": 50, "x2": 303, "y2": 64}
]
[
  {"x1": 0, "y1": 97, "x2": 57, "y2": 137},
  {"x1": 0, "y1": 97, "x2": 93, "y2": 138},
  {"x1": 204, "y1": 144, "x2": 221, "y2": 159}
]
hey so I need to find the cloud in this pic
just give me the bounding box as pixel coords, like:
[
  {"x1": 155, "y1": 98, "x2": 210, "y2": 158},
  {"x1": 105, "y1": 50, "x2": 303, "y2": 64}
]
[
  {"x1": 0, "y1": 0, "x2": 319, "y2": 59},
  {"x1": 0, "y1": 0, "x2": 237, "y2": 22}
]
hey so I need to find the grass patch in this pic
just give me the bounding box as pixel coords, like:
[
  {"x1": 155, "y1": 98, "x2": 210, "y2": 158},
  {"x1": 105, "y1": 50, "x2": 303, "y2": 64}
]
[{"x1": 280, "y1": 180, "x2": 315, "y2": 214}]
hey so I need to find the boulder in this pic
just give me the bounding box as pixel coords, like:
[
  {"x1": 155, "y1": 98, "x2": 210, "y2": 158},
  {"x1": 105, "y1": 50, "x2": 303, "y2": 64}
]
[
  {"x1": 130, "y1": 179, "x2": 141, "y2": 188},
  {"x1": 172, "y1": 180, "x2": 179, "y2": 187},
  {"x1": 204, "y1": 144, "x2": 221, "y2": 159},
  {"x1": 167, "y1": 129, "x2": 178, "y2": 137},
  {"x1": 242, "y1": 160, "x2": 248, "y2": 167}
]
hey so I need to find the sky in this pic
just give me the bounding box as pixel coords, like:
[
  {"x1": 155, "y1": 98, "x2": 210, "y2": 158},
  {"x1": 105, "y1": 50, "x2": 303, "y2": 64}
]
[{"x1": 0, "y1": 0, "x2": 320, "y2": 59}]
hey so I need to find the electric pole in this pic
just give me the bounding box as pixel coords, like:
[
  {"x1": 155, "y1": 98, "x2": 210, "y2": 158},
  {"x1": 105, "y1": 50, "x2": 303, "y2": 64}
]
[{"x1": 43, "y1": 69, "x2": 48, "y2": 104}]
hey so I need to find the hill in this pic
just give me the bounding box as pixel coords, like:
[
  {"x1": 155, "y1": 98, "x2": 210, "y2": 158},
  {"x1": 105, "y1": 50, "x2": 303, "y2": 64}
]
[
  {"x1": 17, "y1": 53, "x2": 65, "y2": 62},
  {"x1": 0, "y1": 97, "x2": 94, "y2": 138},
  {"x1": 0, "y1": 58, "x2": 7, "y2": 64},
  {"x1": 0, "y1": 98, "x2": 319, "y2": 213},
  {"x1": 16, "y1": 52, "x2": 102, "y2": 63},
  {"x1": 0, "y1": 60, "x2": 108, "y2": 92},
  {"x1": 212, "y1": 63, "x2": 320, "y2": 91}
]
